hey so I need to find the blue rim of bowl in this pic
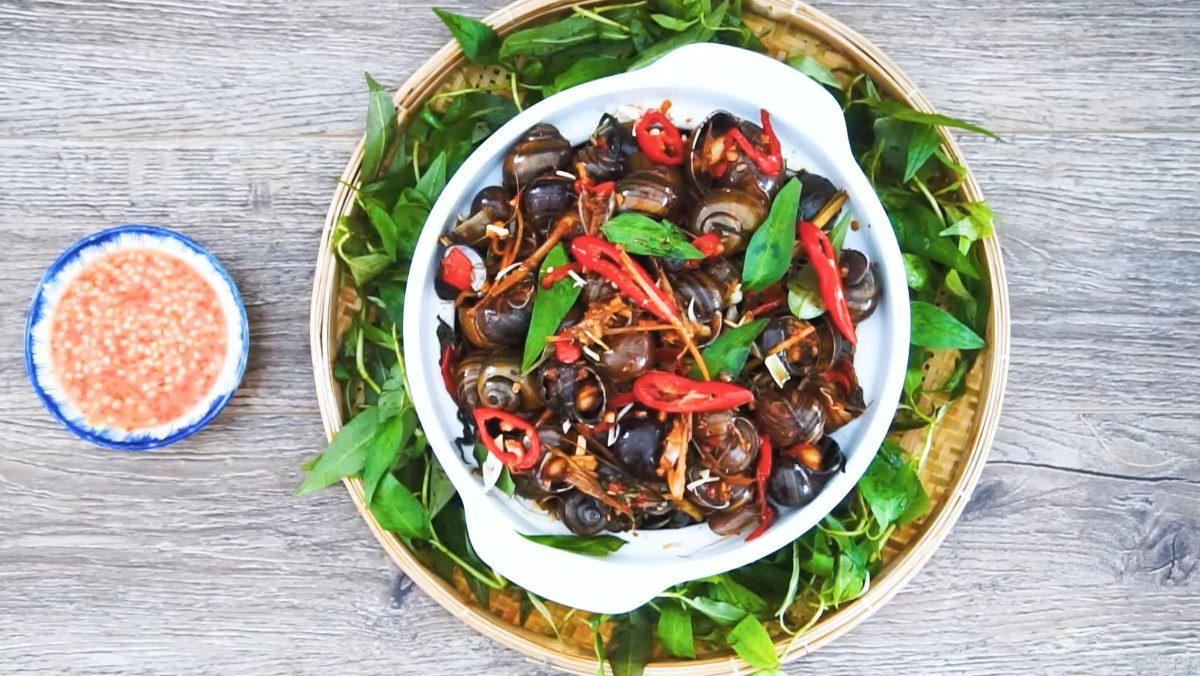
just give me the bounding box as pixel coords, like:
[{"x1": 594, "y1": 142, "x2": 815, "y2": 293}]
[{"x1": 24, "y1": 225, "x2": 250, "y2": 451}]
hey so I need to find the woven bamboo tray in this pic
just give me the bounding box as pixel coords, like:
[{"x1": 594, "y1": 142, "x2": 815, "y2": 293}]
[{"x1": 309, "y1": 0, "x2": 1010, "y2": 671}]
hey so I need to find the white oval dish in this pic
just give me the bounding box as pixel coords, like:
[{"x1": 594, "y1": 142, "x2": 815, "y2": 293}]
[{"x1": 404, "y1": 43, "x2": 908, "y2": 614}]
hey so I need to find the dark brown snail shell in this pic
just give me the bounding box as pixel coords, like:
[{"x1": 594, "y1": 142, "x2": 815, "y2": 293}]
[
  {"x1": 538, "y1": 361, "x2": 607, "y2": 425},
  {"x1": 502, "y1": 123, "x2": 572, "y2": 192},
  {"x1": 573, "y1": 143, "x2": 624, "y2": 183},
  {"x1": 670, "y1": 258, "x2": 741, "y2": 344},
  {"x1": 797, "y1": 170, "x2": 840, "y2": 223},
  {"x1": 595, "y1": 331, "x2": 654, "y2": 383},
  {"x1": 522, "y1": 173, "x2": 576, "y2": 235},
  {"x1": 767, "y1": 437, "x2": 843, "y2": 507},
  {"x1": 612, "y1": 409, "x2": 663, "y2": 480},
  {"x1": 686, "y1": 110, "x2": 784, "y2": 201},
  {"x1": 615, "y1": 165, "x2": 684, "y2": 220},
  {"x1": 685, "y1": 464, "x2": 754, "y2": 512},
  {"x1": 693, "y1": 410, "x2": 760, "y2": 474},
  {"x1": 687, "y1": 188, "x2": 769, "y2": 254},
  {"x1": 457, "y1": 276, "x2": 535, "y2": 350},
  {"x1": 840, "y1": 248, "x2": 880, "y2": 322},
  {"x1": 559, "y1": 491, "x2": 610, "y2": 536},
  {"x1": 753, "y1": 378, "x2": 827, "y2": 448},
  {"x1": 707, "y1": 503, "x2": 759, "y2": 536},
  {"x1": 450, "y1": 185, "x2": 513, "y2": 245},
  {"x1": 805, "y1": 374, "x2": 865, "y2": 432},
  {"x1": 454, "y1": 352, "x2": 541, "y2": 412},
  {"x1": 755, "y1": 315, "x2": 850, "y2": 379}
]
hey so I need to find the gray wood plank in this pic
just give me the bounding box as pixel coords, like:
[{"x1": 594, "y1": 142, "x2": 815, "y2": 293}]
[{"x1": 0, "y1": 1, "x2": 1197, "y2": 138}]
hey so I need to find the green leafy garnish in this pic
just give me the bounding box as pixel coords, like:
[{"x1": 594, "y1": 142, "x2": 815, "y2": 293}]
[
  {"x1": 295, "y1": 406, "x2": 380, "y2": 496},
  {"x1": 370, "y1": 473, "x2": 431, "y2": 541},
  {"x1": 741, "y1": 177, "x2": 800, "y2": 292},
  {"x1": 607, "y1": 610, "x2": 653, "y2": 676},
  {"x1": 691, "y1": 318, "x2": 768, "y2": 379},
  {"x1": 787, "y1": 54, "x2": 840, "y2": 89},
  {"x1": 786, "y1": 266, "x2": 825, "y2": 320},
  {"x1": 433, "y1": 9, "x2": 500, "y2": 65},
  {"x1": 858, "y1": 440, "x2": 931, "y2": 529},
  {"x1": 910, "y1": 300, "x2": 985, "y2": 349},
  {"x1": 600, "y1": 212, "x2": 703, "y2": 259},
  {"x1": 726, "y1": 615, "x2": 780, "y2": 671},
  {"x1": 656, "y1": 603, "x2": 696, "y2": 658},
  {"x1": 521, "y1": 244, "x2": 583, "y2": 371},
  {"x1": 360, "y1": 73, "x2": 396, "y2": 182},
  {"x1": 519, "y1": 533, "x2": 629, "y2": 556}
]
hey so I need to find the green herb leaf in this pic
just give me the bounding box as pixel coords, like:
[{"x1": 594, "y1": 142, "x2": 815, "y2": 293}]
[
  {"x1": 607, "y1": 611, "x2": 653, "y2": 676},
  {"x1": 885, "y1": 196, "x2": 979, "y2": 279},
  {"x1": 680, "y1": 596, "x2": 747, "y2": 626},
  {"x1": 940, "y1": 202, "x2": 995, "y2": 241},
  {"x1": 692, "y1": 318, "x2": 768, "y2": 378},
  {"x1": 370, "y1": 473, "x2": 432, "y2": 540},
  {"x1": 827, "y1": 209, "x2": 852, "y2": 254},
  {"x1": 742, "y1": 176, "x2": 801, "y2": 292},
  {"x1": 704, "y1": 574, "x2": 768, "y2": 615},
  {"x1": 433, "y1": 9, "x2": 500, "y2": 65},
  {"x1": 426, "y1": 456, "x2": 457, "y2": 520},
  {"x1": 786, "y1": 266, "x2": 826, "y2": 320},
  {"x1": 414, "y1": 152, "x2": 448, "y2": 204},
  {"x1": 910, "y1": 300, "x2": 985, "y2": 349},
  {"x1": 904, "y1": 124, "x2": 941, "y2": 182},
  {"x1": 786, "y1": 55, "x2": 840, "y2": 89},
  {"x1": 656, "y1": 603, "x2": 696, "y2": 659},
  {"x1": 345, "y1": 253, "x2": 392, "y2": 287},
  {"x1": 296, "y1": 407, "x2": 379, "y2": 496},
  {"x1": 361, "y1": 410, "x2": 410, "y2": 503},
  {"x1": 522, "y1": 244, "x2": 583, "y2": 371},
  {"x1": 869, "y1": 98, "x2": 998, "y2": 140},
  {"x1": 362, "y1": 200, "x2": 400, "y2": 260},
  {"x1": 627, "y1": 1, "x2": 727, "y2": 70},
  {"x1": 500, "y1": 16, "x2": 605, "y2": 61},
  {"x1": 902, "y1": 253, "x2": 930, "y2": 290},
  {"x1": 601, "y1": 212, "x2": 703, "y2": 259},
  {"x1": 520, "y1": 533, "x2": 629, "y2": 556},
  {"x1": 547, "y1": 56, "x2": 627, "y2": 96},
  {"x1": 858, "y1": 440, "x2": 930, "y2": 528},
  {"x1": 649, "y1": 13, "x2": 696, "y2": 31},
  {"x1": 361, "y1": 73, "x2": 396, "y2": 182},
  {"x1": 725, "y1": 615, "x2": 780, "y2": 671}
]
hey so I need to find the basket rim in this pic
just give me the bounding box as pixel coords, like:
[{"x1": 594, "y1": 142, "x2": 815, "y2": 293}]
[{"x1": 307, "y1": 0, "x2": 1010, "y2": 672}]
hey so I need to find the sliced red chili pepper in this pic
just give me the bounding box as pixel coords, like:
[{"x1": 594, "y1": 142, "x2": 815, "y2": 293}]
[
  {"x1": 724, "y1": 109, "x2": 783, "y2": 176},
  {"x1": 746, "y1": 433, "x2": 776, "y2": 541},
  {"x1": 632, "y1": 371, "x2": 752, "y2": 413},
  {"x1": 541, "y1": 262, "x2": 582, "y2": 289},
  {"x1": 798, "y1": 221, "x2": 857, "y2": 344},
  {"x1": 691, "y1": 233, "x2": 723, "y2": 258},
  {"x1": 439, "y1": 247, "x2": 476, "y2": 292},
  {"x1": 553, "y1": 338, "x2": 582, "y2": 363},
  {"x1": 607, "y1": 391, "x2": 636, "y2": 411},
  {"x1": 573, "y1": 178, "x2": 617, "y2": 199},
  {"x1": 440, "y1": 343, "x2": 459, "y2": 398},
  {"x1": 570, "y1": 235, "x2": 678, "y2": 323},
  {"x1": 635, "y1": 109, "x2": 684, "y2": 166},
  {"x1": 472, "y1": 407, "x2": 541, "y2": 471},
  {"x1": 823, "y1": 358, "x2": 856, "y2": 395}
]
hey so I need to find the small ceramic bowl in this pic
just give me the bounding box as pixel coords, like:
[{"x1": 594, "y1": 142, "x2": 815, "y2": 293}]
[
  {"x1": 25, "y1": 224, "x2": 249, "y2": 451},
  {"x1": 404, "y1": 44, "x2": 909, "y2": 613}
]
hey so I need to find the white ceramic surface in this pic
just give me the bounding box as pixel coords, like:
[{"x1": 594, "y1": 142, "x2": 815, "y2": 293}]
[{"x1": 404, "y1": 43, "x2": 909, "y2": 614}]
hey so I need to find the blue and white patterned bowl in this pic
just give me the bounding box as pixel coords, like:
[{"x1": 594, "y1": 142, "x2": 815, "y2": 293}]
[{"x1": 24, "y1": 225, "x2": 249, "y2": 450}]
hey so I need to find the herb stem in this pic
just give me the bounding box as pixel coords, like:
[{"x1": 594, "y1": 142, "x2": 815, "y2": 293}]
[
  {"x1": 356, "y1": 323, "x2": 382, "y2": 394},
  {"x1": 429, "y1": 537, "x2": 506, "y2": 589},
  {"x1": 572, "y1": 4, "x2": 629, "y2": 32}
]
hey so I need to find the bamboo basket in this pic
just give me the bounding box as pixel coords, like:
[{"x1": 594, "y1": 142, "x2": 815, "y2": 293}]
[{"x1": 309, "y1": 0, "x2": 1010, "y2": 672}]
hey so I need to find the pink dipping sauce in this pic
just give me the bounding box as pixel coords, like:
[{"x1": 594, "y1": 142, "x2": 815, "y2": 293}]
[{"x1": 48, "y1": 249, "x2": 228, "y2": 432}]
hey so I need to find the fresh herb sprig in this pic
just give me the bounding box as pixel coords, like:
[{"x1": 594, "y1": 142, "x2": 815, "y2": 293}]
[{"x1": 300, "y1": 2, "x2": 997, "y2": 672}]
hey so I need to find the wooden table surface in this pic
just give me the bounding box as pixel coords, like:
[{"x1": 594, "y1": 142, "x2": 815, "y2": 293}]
[{"x1": 2, "y1": 1, "x2": 1197, "y2": 673}]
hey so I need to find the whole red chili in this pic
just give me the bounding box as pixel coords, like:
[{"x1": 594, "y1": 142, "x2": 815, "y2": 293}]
[
  {"x1": 691, "y1": 233, "x2": 723, "y2": 258},
  {"x1": 631, "y1": 371, "x2": 753, "y2": 413},
  {"x1": 746, "y1": 433, "x2": 776, "y2": 541},
  {"x1": 634, "y1": 109, "x2": 684, "y2": 166},
  {"x1": 798, "y1": 221, "x2": 857, "y2": 344},
  {"x1": 723, "y1": 109, "x2": 783, "y2": 176},
  {"x1": 472, "y1": 407, "x2": 541, "y2": 471},
  {"x1": 570, "y1": 236, "x2": 678, "y2": 323}
]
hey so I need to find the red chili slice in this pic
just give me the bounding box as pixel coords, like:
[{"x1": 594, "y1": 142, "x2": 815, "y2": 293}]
[
  {"x1": 798, "y1": 221, "x2": 857, "y2": 344},
  {"x1": 439, "y1": 246, "x2": 476, "y2": 292},
  {"x1": 746, "y1": 433, "x2": 776, "y2": 541},
  {"x1": 691, "y1": 233, "x2": 723, "y2": 258},
  {"x1": 635, "y1": 109, "x2": 684, "y2": 166},
  {"x1": 472, "y1": 407, "x2": 541, "y2": 471},
  {"x1": 631, "y1": 371, "x2": 753, "y2": 413}
]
